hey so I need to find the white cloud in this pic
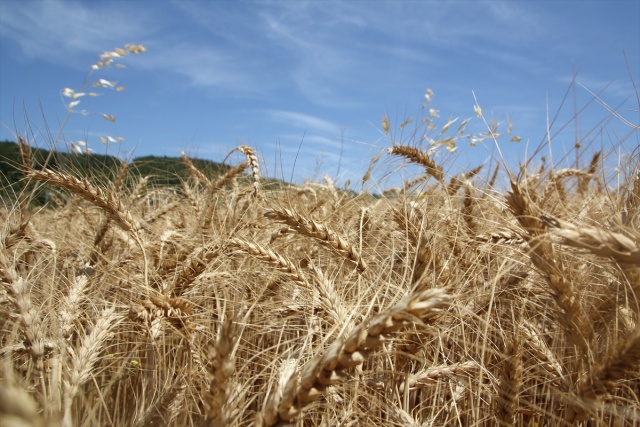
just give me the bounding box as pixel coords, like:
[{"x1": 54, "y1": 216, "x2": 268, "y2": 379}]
[
  {"x1": 265, "y1": 110, "x2": 343, "y2": 135},
  {"x1": 0, "y1": 0, "x2": 155, "y2": 65}
]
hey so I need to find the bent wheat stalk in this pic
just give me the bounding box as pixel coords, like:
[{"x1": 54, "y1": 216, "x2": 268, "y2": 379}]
[
  {"x1": 256, "y1": 287, "x2": 450, "y2": 427},
  {"x1": 26, "y1": 168, "x2": 150, "y2": 288},
  {"x1": 264, "y1": 208, "x2": 368, "y2": 273},
  {"x1": 227, "y1": 237, "x2": 309, "y2": 288}
]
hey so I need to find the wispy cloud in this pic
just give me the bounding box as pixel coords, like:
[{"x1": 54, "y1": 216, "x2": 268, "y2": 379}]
[
  {"x1": 0, "y1": 0, "x2": 156, "y2": 65},
  {"x1": 140, "y1": 42, "x2": 256, "y2": 91},
  {"x1": 265, "y1": 110, "x2": 343, "y2": 135}
]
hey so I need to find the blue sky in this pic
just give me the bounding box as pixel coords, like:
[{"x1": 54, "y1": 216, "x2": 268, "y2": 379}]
[{"x1": 1, "y1": 0, "x2": 638, "y2": 190}]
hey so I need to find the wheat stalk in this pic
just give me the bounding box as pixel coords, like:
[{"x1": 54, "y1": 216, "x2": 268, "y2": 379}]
[
  {"x1": 264, "y1": 207, "x2": 368, "y2": 273},
  {"x1": 26, "y1": 168, "x2": 150, "y2": 287},
  {"x1": 237, "y1": 145, "x2": 260, "y2": 198},
  {"x1": 227, "y1": 237, "x2": 310, "y2": 288},
  {"x1": 256, "y1": 288, "x2": 450, "y2": 426},
  {"x1": 506, "y1": 181, "x2": 592, "y2": 357}
]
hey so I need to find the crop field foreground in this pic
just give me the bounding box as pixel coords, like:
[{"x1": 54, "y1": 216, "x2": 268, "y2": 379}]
[{"x1": 1, "y1": 131, "x2": 639, "y2": 427}]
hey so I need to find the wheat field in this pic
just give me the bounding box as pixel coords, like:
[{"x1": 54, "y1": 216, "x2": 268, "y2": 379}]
[{"x1": 1, "y1": 46, "x2": 640, "y2": 427}]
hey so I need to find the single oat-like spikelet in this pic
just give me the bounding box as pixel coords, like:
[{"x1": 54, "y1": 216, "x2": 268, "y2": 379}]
[
  {"x1": 388, "y1": 145, "x2": 444, "y2": 183},
  {"x1": 264, "y1": 208, "x2": 368, "y2": 273},
  {"x1": 256, "y1": 288, "x2": 450, "y2": 426}
]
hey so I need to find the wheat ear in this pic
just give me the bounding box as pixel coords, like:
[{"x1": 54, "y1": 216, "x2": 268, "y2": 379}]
[
  {"x1": 27, "y1": 169, "x2": 138, "y2": 232},
  {"x1": 181, "y1": 151, "x2": 213, "y2": 191},
  {"x1": 26, "y1": 168, "x2": 149, "y2": 287},
  {"x1": 496, "y1": 335, "x2": 523, "y2": 426},
  {"x1": 204, "y1": 318, "x2": 240, "y2": 425},
  {"x1": 506, "y1": 181, "x2": 592, "y2": 356},
  {"x1": 257, "y1": 288, "x2": 450, "y2": 426},
  {"x1": 227, "y1": 237, "x2": 309, "y2": 288},
  {"x1": 388, "y1": 145, "x2": 444, "y2": 183},
  {"x1": 171, "y1": 244, "x2": 220, "y2": 297},
  {"x1": 264, "y1": 208, "x2": 368, "y2": 273},
  {"x1": 63, "y1": 307, "x2": 120, "y2": 427},
  {"x1": 210, "y1": 162, "x2": 249, "y2": 195},
  {"x1": 237, "y1": 145, "x2": 260, "y2": 197},
  {"x1": 623, "y1": 168, "x2": 640, "y2": 226},
  {"x1": 0, "y1": 251, "x2": 48, "y2": 366},
  {"x1": 0, "y1": 383, "x2": 42, "y2": 427},
  {"x1": 578, "y1": 325, "x2": 640, "y2": 400},
  {"x1": 541, "y1": 215, "x2": 640, "y2": 264}
]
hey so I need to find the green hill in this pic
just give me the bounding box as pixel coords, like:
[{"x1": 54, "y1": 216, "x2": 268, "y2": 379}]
[{"x1": 0, "y1": 140, "x2": 236, "y2": 203}]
